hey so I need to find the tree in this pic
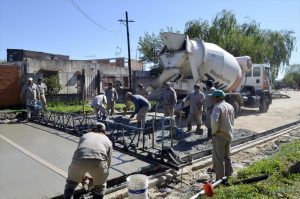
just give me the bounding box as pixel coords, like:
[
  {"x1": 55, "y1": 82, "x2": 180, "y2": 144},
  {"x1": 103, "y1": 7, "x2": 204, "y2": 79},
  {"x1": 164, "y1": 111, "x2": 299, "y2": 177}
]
[
  {"x1": 265, "y1": 30, "x2": 296, "y2": 82},
  {"x1": 282, "y1": 64, "x2": 300, "y2": 89},
  {"x1": 138, "y1": 32, "x2": 163, "y2": 65},
  {"x1": 138, "y1": 27, "x2": 180, "y2": 70},
  {"x1": 184, "y1": 10, "x2": 295, "y2": 83},
  {"x1": 44, "y1": 76, "x2": 62, "y2": 94},
  {"x1": 185, "y1": 19, "x2": 209, "y2": 41}
]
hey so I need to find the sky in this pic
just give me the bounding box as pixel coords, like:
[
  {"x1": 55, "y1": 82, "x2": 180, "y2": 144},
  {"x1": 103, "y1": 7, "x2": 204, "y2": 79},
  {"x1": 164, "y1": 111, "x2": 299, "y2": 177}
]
[{"x1": 0, "y1": 0, "x2": 299, "y2": 72}]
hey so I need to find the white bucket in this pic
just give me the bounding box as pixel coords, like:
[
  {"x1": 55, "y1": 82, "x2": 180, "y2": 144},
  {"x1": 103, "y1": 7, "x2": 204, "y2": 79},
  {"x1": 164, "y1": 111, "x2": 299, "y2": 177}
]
[{"x1": 127, "y1": 174, "x2": 148, "y2": 199}]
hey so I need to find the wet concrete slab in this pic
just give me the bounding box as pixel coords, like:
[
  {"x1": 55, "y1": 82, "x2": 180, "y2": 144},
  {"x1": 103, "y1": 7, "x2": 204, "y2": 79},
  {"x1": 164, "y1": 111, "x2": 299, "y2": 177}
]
[
  {"x1": 0, "y1": 123, "x2": 151, "y2": 199},
  {"x1": 0, "y1": 139, "x2": 65, "y2": 199}
]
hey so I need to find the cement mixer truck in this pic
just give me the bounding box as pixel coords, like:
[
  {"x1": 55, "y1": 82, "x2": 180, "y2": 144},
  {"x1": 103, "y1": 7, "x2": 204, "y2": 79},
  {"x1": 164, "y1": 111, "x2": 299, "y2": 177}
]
[{"x1": 151, "y1": 32, "x2": 272, "y2": 115}]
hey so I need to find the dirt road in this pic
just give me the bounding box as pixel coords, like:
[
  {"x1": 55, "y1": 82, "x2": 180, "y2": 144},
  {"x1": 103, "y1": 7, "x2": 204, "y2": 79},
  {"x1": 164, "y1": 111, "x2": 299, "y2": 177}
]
[{"x1": 235, "y1": 90, "x2": 300, "y2": 132}]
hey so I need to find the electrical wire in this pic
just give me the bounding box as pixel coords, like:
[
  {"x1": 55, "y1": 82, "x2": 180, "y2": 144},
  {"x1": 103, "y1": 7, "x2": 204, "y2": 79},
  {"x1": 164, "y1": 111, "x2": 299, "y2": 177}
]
[{"x1": 68, "y1": 0, "x2": 118, "y2": 33}]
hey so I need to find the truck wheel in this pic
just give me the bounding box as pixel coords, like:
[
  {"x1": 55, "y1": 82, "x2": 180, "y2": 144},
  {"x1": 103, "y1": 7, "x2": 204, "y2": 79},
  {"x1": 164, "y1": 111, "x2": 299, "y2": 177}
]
[
  {"x1": 230, "y1": 100, "x2": 240, "y2": 118},
  {"x1": 259, "y1": 97, "x2": 269, "y2": 113}
]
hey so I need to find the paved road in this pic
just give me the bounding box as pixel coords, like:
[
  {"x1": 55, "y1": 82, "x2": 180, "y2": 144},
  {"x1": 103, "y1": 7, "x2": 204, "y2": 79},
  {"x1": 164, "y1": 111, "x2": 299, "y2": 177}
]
[{"x1": 0, "y1": 123, "x2": 151, "y2": 199}]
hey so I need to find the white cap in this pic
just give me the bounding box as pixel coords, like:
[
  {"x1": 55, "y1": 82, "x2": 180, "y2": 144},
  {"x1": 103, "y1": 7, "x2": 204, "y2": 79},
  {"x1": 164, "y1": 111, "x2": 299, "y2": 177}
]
[
  {"x1": 125, "y1": 92, "x2": 133, "y2": 99},
  {"x1": 28, "y1": 77, "x2": 33, "y2": 81},
  {"x1": 95, "y1": 122, "x2": 106, "y2": 131}
]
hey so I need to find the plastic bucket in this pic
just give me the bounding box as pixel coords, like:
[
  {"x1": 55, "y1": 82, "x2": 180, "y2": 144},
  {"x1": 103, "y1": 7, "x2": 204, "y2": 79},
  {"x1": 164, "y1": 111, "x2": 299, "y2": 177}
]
[{"x1": 127, "y1": 174, "x2": 148, "y2": 199}]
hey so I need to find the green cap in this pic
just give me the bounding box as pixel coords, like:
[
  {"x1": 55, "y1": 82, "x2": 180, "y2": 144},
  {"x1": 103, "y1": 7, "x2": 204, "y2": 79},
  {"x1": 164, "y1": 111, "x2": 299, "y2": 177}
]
[{"x1": 208, "y1": 90, "x2": 226, "y2": 98}]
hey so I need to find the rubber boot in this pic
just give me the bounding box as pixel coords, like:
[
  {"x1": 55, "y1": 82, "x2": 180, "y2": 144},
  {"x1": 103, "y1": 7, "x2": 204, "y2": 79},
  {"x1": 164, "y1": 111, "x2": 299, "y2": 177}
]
[
  {"x1": 111, "y1": 108, "x2": 114, "y2": 116},
  {"x1": 187, "y1": 124, "x2": 192, "y2": 132},
  {"x1": 196, "y1": 125, "x2": 203, "y2": 135},
  {"x1": 63, "y1": 181, "x2": 77, "y2": 199},
  {"x1": 92, "y1": 185, "x2": 104, "y2": 199},
  {"x1": 207, "y1": 128, "x2": 212, "y2": 139},
  {"x1": 102, "y1": 114, "x2": 107, "y2": 120}
]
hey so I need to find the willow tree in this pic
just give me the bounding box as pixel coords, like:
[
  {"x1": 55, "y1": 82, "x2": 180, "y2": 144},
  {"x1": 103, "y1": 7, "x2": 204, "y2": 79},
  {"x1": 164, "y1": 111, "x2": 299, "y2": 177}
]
[
  {"x1": 282, "y1": 64, "x2": 300, "y2": 89},
  {"x1": 184, "y1": 9, "x2": 296, "y2": 82}
]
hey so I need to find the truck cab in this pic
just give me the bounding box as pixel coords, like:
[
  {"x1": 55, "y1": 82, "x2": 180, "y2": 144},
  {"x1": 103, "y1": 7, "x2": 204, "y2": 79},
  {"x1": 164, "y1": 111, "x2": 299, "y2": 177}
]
[{"x1": 237, "y1": 64, "x2": 272, "y2": 113}]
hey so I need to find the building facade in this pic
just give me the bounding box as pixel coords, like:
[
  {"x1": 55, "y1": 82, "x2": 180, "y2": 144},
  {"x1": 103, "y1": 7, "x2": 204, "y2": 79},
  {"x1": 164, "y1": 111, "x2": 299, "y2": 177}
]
[{"x1": 1, "y1": 49, "x2": 150, "y2": 107}]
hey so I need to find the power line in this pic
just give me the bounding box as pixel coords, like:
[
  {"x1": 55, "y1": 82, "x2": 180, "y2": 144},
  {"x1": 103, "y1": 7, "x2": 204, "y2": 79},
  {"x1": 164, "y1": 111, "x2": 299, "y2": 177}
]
[{"x1": 68, "y1": 0, "x2": 118, "y2": 33}]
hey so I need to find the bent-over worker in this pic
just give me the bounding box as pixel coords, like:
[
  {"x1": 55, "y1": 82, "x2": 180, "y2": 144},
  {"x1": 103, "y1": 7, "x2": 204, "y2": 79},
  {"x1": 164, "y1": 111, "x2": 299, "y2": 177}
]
[
  {"x1": 125, "y1": 92, "x2": 151, "y2": 127},
  {"x1": 64, "y1": 122, "x2": 112, "y2": 199},
  {"x1": 91, "y1": 92, "x2": 107, "y2": 119},
  {"x1": 210, "y1": 90, "x2": 234, "y2": 180}
]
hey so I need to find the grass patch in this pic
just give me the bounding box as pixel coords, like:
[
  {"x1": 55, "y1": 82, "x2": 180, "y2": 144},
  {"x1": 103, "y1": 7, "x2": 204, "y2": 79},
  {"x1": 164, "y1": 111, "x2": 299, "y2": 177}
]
[
  {"x1": 199, "y1": 140, "x2": 300, "y2": 199},
  {"x1": 47, "y1": 101, "x2": 130, "y2": 113},
  {"x1": 47, "y1": 101, "x2": 93, "y2": 113}
]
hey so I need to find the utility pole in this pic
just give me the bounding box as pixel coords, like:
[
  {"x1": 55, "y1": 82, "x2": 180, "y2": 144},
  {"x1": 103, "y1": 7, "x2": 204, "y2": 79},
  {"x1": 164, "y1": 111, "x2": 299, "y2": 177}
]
[{"x1": 119, "y1": 11, "x2": 134, "y2": 91}]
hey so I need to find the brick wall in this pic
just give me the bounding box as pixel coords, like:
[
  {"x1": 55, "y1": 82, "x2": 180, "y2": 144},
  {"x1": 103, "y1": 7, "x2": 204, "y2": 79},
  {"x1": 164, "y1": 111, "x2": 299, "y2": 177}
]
[{"x1": 0, "y1": 65, "x2": 21, "y2": 107}]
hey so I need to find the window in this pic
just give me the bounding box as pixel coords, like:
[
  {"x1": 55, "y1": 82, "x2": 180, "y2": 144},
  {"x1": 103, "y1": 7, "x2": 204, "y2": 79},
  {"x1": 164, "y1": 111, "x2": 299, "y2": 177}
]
[
  {"x1": 265, "y1": 67, "x2": 270, "y2": 76},
  {"x1": 245, "y1": 70, "x2": 252, "y2": 77},
  {"x1": 253, "y1": 67, "x2": 261, "y2": 76},
  {"x1": 77, "y1": 74, "x2": 83, "y2": 93},
  {"x1": 109, "y1": 59, "x2": 116, "y2": 63}
]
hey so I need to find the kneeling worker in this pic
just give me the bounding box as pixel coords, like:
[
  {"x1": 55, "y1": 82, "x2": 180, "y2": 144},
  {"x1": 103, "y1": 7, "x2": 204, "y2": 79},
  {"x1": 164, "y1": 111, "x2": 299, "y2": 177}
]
[
  {"x1": 64, "y1": 122, "x2": 112, "y2": 199},
  {"x1": 125, "y1": 92, "x2": 151, "y2": 127}
]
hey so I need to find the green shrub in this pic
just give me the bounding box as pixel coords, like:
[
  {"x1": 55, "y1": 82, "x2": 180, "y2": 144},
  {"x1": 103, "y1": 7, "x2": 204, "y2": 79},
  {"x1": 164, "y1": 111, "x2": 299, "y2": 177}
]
[{"x1": 44, "y1": 76, "x2": 62, "y2": 94}]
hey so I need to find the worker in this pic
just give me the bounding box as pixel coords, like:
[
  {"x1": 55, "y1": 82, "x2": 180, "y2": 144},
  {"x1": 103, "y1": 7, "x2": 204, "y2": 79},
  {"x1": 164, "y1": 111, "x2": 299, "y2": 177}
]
[
  {"x1": 91, "y1": 92, "x2": 107, "y2": 119},
  {"x1": 160, "y1": 81, "x2": 177, "y2": 126},
  {"x1": 209, "y1": 90, "x2": 234, "y2": 180},
  {"x1": 136, "y1": 83, "x2": 149, "y2": 98},
  {"x1": 182, "y1": 84, "x2": 205, "y2": 133},
  {"x1": 37, "y1": 77, "x2": 48, "y2": 109},
  {"x1": 125, "y1": 92, "x2": 151, "y2": 127},
  {"x1": 64, "y1": 122, "x2": 112, "y2": 199},
  {"x1": 20, "y1": 77, "x2": 40, "y2": 120},
  {"x1": 204, "y1": 80, "x2": 216, "y2": 139},
  {"x1": 105, "y1": 83, "x2": 118, "y2": 116}
]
